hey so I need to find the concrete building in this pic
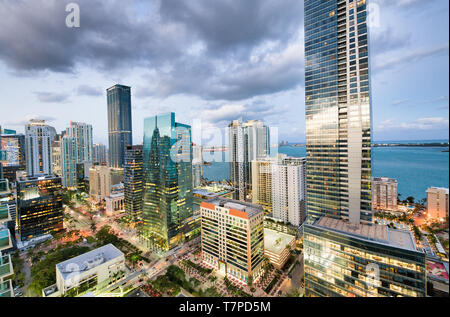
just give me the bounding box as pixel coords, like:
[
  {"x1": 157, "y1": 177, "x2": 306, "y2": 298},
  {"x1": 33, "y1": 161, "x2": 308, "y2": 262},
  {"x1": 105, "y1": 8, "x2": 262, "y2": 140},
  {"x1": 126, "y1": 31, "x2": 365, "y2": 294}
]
[
  {"x1": 192, "y1": 144, "x2": 203, "y2": 188},
  {"x1": 51, "y1": 139, "x2": 62, "y2": 177},
  {"x1": 43, "y1": 244, "x2": 126, "y2": 297},
  {"x1": 66, "y1": 122, "x2": 93, "y2": 164},
  {"x1": 427, "y1": 187, "x2": 449, "y2": 221},
  {"x1": 200, "y1": 198, "x2": 264, "y2": 284},
  {"x1": 251, "y1": 158, "x2": 273, "y2": 213},
  {"x1": 105, "y1": 192, "x2": 125, "y2": 217},
  {"x1": 25, "y1": 120, "x2": 57, "y2": 177},
  {"x1": 89, "y1": 166, "x2": 123, "y2": 202},
  {"x1": 372, "y1": 177, "x2": 398, "y2": 211},
  {"x1": 264, "y1": 228, "x2": 296, "y2": 270},
  {"x1": 272, "y1": 157, "x2": 306, "y2": 227}
]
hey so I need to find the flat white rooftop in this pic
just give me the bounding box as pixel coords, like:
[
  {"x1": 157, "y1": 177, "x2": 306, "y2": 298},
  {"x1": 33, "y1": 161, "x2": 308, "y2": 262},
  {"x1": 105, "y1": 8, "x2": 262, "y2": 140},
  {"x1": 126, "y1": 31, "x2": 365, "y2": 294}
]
[
  {"x1": 315, "y1": 217, "x2": 417, "y2": 252},
  {"x1": 264, "y1": 229, "x2": 295, "y2": 255},
  {"x1": 56, "y1": 244, "x2": 124, "y2": 281},
  {"x1": 206, "y1": 198, "x2": 263, "y2": 218}
]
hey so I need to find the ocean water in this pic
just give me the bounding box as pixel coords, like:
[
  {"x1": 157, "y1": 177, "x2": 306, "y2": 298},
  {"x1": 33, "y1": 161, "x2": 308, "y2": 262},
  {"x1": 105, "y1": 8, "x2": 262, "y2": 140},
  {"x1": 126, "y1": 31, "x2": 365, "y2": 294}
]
[{"x1": 203, "y1": 143, "x2": 449, "y2": 201}]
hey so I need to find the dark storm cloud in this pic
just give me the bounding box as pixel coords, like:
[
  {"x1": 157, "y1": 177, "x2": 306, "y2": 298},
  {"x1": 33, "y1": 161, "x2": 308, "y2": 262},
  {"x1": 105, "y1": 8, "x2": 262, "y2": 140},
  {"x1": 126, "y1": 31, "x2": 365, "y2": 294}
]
[{"x1": 0, "y1": 0, "x2": 304, "y2": 102}]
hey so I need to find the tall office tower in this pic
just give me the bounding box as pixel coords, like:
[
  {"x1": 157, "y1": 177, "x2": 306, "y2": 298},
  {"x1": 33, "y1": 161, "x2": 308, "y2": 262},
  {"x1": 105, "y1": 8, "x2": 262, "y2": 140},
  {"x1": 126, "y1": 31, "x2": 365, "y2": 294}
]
[
  {"x1": 427, "y1": 187, "x2": 449, "y2": 221},
  {"x1": 66, "y1": 121, "x2": 93, "y2": 163},
  {"x1": 124, "y1": 145, "x2": 143, "y2": 222},
  {"x1": 76, "y1": 162, "x2": 91, "y2": 193},
  {"x1": 251, "y1": 158, "x2": 273, "y2": 213},
  {"x1": 51, "y1": 139, "x2": 62, "y2": 177},
  {"x1": 192, "y1": 144, "x2": 203, "y2": 188},
  {"x1": 272, "y1": 157, "x2": 307, "y2": 227},
  {"x1": 25, "y1": 120, "x2": 57, "y2": 177},
  {"x1": 303, "y1": 0, "x2": 426, "y2": 297},
  {"x1": 61, "y1": 137, "x2": 78, "y2": 189},
  {"x1": 200, "y1": 198, "x2": 264, "y2": 284},
  {"x1": 1, "y1": 190, "x2": 15, "y2": 297},
  {"x1": 372, "y1": 177, "x2": 398, "y2": 211},
  {"x1": 304, "y1": 0, "x2": 371, "y2": 224},
  {"x1": 0, "y1": 132, "x2": 26, "y2": 183},
  {"x1": 228, "y1": 119, "x2": 270, "y2": 202},
  {"x1": 16, "y1": 175, "x2": 64, "y2": 241},
  {"x1": 141, "y1": 113, "x2": 193, "y2": 251},
  {"x1": 93, "y1": 143, "x2": 107, "y2": 165},
  {"x1": 107, "y1": 85, "x2": 132, "y2": 168}
]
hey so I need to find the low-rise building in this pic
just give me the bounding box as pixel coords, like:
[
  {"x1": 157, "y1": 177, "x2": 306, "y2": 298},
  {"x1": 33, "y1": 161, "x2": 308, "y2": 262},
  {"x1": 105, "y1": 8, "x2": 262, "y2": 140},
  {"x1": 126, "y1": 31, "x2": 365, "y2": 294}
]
[
  {"x1": 105, "y1": 192, "x2": 125, "y2": 216},
  {"x1": 264, "y1": 228, "x2": 296, "y2": 270},
  {"x1": 43, "y1": 244, "x2": 126, "y2": 297}
]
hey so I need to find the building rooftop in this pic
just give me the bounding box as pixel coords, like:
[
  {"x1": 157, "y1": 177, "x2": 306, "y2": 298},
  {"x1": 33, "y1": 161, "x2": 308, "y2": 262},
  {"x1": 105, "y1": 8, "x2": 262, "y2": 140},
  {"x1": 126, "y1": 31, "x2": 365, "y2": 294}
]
[
  {"x1": 427, "y1": 187, "x2": 449, "y2": 194},
  {"x1": 264, "y1": 229, "x2": 295, "y2": 255},
  {"x1": 315, "y1": 217, "x2": 418, "y2": 252},
  {"x1": 56, "y1": 244, "x2": 124, "y2": 281},
  {"x1": 202, "y1": 198, "x2": 263, "y2": 218}
]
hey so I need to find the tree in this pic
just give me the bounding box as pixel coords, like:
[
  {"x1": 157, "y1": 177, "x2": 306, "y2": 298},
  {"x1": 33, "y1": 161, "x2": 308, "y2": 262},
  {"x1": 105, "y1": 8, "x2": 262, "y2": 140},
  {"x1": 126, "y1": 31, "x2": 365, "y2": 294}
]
[{"x1": 406, "y1": 196, "x2": 415, "y2": 205}]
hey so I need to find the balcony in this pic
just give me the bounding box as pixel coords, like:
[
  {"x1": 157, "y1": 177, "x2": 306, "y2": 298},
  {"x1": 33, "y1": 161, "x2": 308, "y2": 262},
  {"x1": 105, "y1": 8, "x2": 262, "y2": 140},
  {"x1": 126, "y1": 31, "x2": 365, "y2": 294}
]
[
  {"x1": 0, "y1": 229, "x2": 12, "y2": 252},
  {"x1": 0, "y1": 205, "x2": 11, "y2": 225},
  {"x1": 0, "y1": 279, "x2": 13, "y2": 297},
  {"x1": 0, "y1": 254, "x2": 13, "y2": 280}
]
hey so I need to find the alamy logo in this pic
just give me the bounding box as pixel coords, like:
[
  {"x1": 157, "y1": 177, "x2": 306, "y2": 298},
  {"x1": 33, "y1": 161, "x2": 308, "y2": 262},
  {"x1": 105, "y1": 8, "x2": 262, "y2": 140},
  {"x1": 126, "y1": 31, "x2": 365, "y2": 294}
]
[
  {"x1": 66, "y1": 3, "x2": 80, "y2": 28},
  {"x1": 366, "y1": 263, "x2": 380, "y2": 288}
]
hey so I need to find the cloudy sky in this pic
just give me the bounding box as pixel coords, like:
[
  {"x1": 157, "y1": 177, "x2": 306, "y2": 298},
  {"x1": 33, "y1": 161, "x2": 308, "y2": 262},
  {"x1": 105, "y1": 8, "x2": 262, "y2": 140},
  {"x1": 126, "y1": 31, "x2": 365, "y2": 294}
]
[{"x1": 0, "y1": 0, "x2": 448, "y2": 145}]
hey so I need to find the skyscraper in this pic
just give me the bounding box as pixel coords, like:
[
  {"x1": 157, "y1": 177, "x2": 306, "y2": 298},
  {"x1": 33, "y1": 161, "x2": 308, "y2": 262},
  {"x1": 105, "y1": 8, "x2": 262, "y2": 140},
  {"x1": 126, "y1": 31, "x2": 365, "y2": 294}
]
[
  {"x1": 124, "y1": 145, "x2": 143, "y2": 222},
  {"x1": 228, "y1": 119, "x2": 270, "y2": 201},
  {"x1": 140, "y1": 113, "x2": 193, "y2": 251},
  {"x1": 303, "y1": 0, "x2": 426, "y2": 297},
  {"x1": 304, "y1": 0, "x2": 372, "y2": 224},
  {"x1": 66, "y1": 121, "x2": 93, "y2": 163},
  {"x1": 372, "y1": 177, "x2": 398, "y2": 211},
  {"x1": 61, "y1": 137, "x2": 78, "y2": 188},
  {"x1": 25, "y1": 120, "x2": 57, "y2": 177},
  {"x1": 107, "y1": 85, "x2": 132, "y2": 168}
]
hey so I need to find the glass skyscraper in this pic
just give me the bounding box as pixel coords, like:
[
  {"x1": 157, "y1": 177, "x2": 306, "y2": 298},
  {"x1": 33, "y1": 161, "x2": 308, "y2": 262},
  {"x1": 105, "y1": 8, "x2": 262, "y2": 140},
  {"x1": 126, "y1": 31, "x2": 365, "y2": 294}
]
[
  {"x1": 124, "y1": 145, "x2": 144, "y2": 222},
  {"x1": 107, "y1": 85, "x2": 133, "y2": 168},
  {"x1": 304, "y1": 0, "x2": 372, "y2": 224},
  {"x1": 303, "y1": 0, "x2": 426, "y2": 297},
  {"x1": 140, "y1": 113, "x2": 193, "y2": 251}
]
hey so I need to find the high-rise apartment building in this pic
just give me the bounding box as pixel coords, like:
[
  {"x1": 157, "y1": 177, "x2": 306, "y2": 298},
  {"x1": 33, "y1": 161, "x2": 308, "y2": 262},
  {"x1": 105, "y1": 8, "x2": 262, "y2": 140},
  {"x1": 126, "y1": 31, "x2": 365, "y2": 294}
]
[
  {"x1": 25, "y1": 120, "x2": 57, "y2": 177},
  {"x1": 251, "y1": 158, "x2": 273, "y2": 213},
  {"x1": 0, "y1": 132, "x2": 25, "y2": 183},
  {"x1": 304, "y1": 0, "x2": 372, "y2": 224},
  {"x1": 93, "y1": 143, "x2": 107, "y2": 165},
  {"x1": 66, "y1": 122, "x2": 93, "y2": 163},
  {"x1": 1, "y1": 196, "x2": 15, "y2": 297},
  {"x1": 228, "y1": 119, "x2": 270, "y2": 201},
  {"x1": 107, "y1": 85, "x2": 132, "y2": 168},
  {"x1": 427, "y1": 187, "x2": 449, "y2": 221},
  {"x1": 51, "y1": 138, "x2": 62, "y2": 177},
  {"x1": 89, "y1": 166, "x2": 122, "y2": 202},
  {"x1": 192, "y1": 144, "x2": 203, "y2": 188},
  {"x1": 140, "y1": 113, "x2": 193, "y2": 251},
  {"x1": 124, "y1": 145, "x2": 143, "y2": 222},
  {"x1": 61, "y1": 137, "x2": 78, "y2": 189},
  {"x1": 272, "y1": 157, "x2": 307, "y2": 227},
  {"x1": 200, "y1": 198, "x2": 264, "y2": 284},
  {"x1": 303, "y1": 0, "x2": 426, "y2": 297},
  {"x1": 16, "y1": 175, "x2": 64, "y2": 241},
  {"x1": 372, "y1": 177, "x2": 398, "y2": 211}
]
